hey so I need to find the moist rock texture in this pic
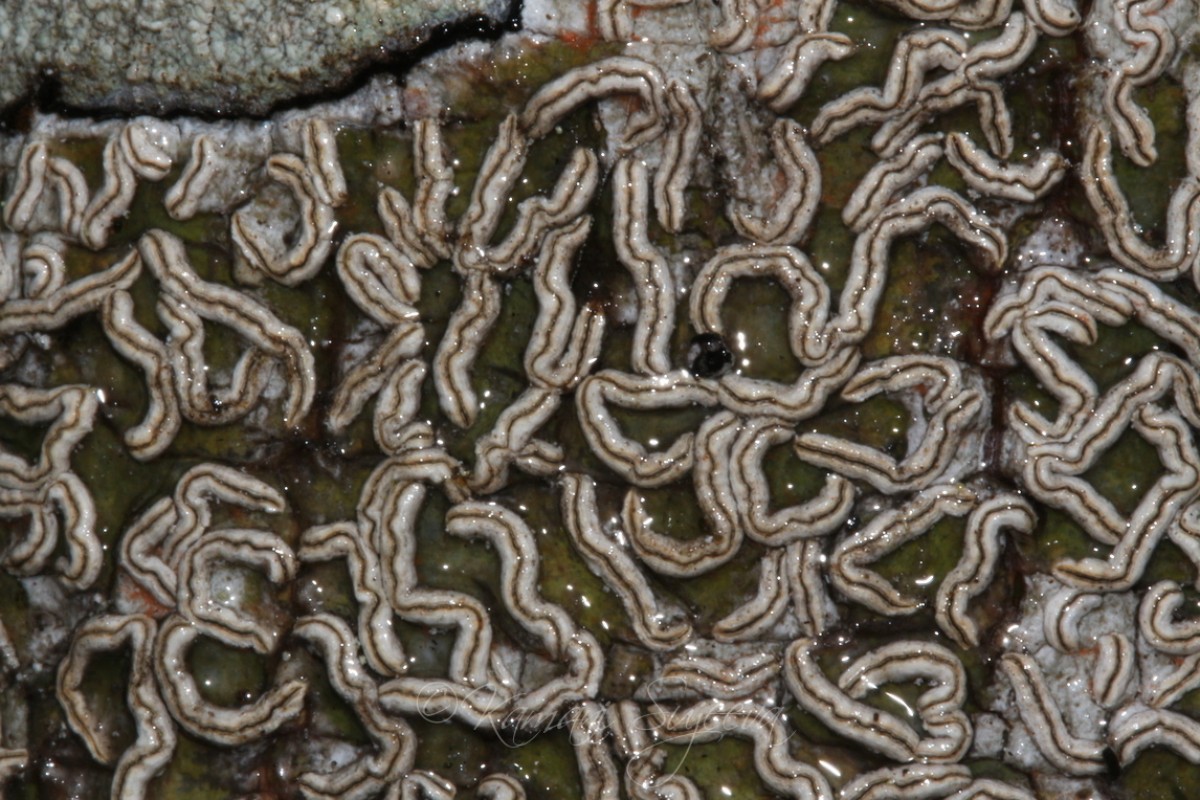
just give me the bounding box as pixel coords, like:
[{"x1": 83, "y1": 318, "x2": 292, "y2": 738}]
[{"x1": 5, "y1": 0, "x2": 1200, "y2": 799}]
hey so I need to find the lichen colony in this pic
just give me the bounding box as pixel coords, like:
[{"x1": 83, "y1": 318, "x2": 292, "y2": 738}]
[{"x1": 1, "y1": 0, "x2": 1199, "y2": 797}]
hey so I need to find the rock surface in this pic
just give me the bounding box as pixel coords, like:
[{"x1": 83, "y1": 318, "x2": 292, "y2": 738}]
[{"x1": 0, "y1": 0, "x2": 511, "y2": 114}]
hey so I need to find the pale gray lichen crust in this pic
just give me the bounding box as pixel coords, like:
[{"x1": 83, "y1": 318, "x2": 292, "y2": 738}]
[{"x1": 0, "y1": 0, "x2": 510, "y2": 114}]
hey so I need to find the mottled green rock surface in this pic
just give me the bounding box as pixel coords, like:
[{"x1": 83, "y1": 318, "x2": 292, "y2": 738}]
[{"x1": 3, "y1": 0, "x2": 1200, "y2": 797}]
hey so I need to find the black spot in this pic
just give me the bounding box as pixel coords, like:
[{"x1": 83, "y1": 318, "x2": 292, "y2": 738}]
[
  {"x1": 688, "y1": 333, "x2": 733, "y2": 378},
  {"x1": 1103, "y1": 745, "x2": 1121, "y2": 779}
]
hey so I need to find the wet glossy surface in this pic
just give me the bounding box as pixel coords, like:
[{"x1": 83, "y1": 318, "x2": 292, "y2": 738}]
[{"x1": 2, "y1": 0, "x2": 1200, "y2": 798}]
